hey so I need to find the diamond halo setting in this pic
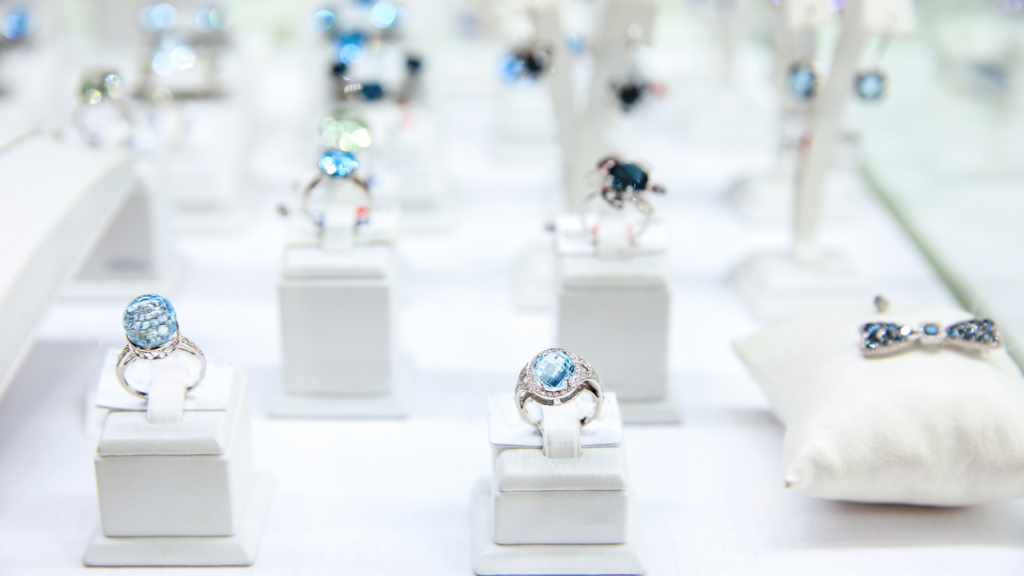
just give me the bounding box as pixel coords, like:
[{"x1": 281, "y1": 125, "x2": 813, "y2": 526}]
[{"x1": 516, "y1": 348, "x2": 603, "y2": 429}]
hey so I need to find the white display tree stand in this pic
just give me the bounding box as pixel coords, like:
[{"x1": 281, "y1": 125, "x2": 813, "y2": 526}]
[
  {"x1": 272, "y1": 207, "x2": 408, "y2": 417},
  {"x1": 472, "y1": 392, "x2": 645, "y2": 575},
  {"x1": 734, "y1": 0, "x2": 916, "y2": 319},
  {"x1": 555, "y1": 214, "x2": 679, "y2": 424},
  {"x1": 83, "y1": 353, "x2": 272, "y2": 567}
]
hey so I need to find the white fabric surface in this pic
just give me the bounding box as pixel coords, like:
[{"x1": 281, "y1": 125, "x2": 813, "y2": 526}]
[{"x1": 734, "y1": 305, "x2": 1024, "y2": 505}]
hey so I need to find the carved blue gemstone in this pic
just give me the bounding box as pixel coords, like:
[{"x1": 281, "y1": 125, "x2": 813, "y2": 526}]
[
  {"x1": 319, "y1": 149, "x2": 359, "y2": 177},
  {"x1": 124, "y1": 294, "x2": 178, "y2": 349},
  {"x1": 533, "y1": 350, "x2": 575, "y2": 392},
  {"x1": 855, "y1": 71, "x2": 885, "y2": 101},
  {"x1": 609, "y1": 162, "x2": 648, "y2": 191},
  {"x1": 789, "y1": 63, "x2": 817, "y2": 100}
]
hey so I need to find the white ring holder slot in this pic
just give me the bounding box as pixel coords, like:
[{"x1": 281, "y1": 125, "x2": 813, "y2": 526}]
[
  {"x1": 554, "y1": 214, "x2": 679, "y2": 424},
  {"x1": 83, "y1": 350, "x2": 272, "y2": 567},
  {"x1": 472, "y1": 392, "x2": 646, "y2": 575}
]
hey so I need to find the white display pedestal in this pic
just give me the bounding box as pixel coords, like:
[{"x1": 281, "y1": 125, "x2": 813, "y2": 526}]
[
  {"x1": 67, "y1": 181, "x2": 182, "y2": 298},
  {"x1": 472, "y1": 393, "x2": 645, "y2": 575},
  {"x1": 272, "y1": 244, "x2": 408, "y2": 417},
  {"x1": 83, "y1": 355, "x2": 271, "y2": 566},
  {"x1": 733, "y1": 250, "x2": 868, "y2": 319},
  {"x1": 555, "y1": 216, "x2": 679, "y2": 423}
]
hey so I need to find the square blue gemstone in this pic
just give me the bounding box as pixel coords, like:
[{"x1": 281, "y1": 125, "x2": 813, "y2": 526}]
[{"x1": 533, "y1": 350, "x2": 575, "y2": 392}]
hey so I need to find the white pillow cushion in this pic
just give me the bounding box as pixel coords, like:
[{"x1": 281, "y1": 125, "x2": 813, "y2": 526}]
[{"x1": 734, "y1": 305, "x2": 1024, "y2": 506}]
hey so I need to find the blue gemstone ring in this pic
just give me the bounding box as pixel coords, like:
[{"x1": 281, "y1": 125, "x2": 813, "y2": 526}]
[
  {"x1": 291, "y1": 149, "x2": 372, "y2": 230},
  {"x1": 516, "y1": 348, "x2": 603, "y2": 429},
  {"x1": 860, "y1": 317, "x2": 1001, "y2": 358},
  {"x1": 116, "y1": 294, "x2": 206, "y2": 399}
]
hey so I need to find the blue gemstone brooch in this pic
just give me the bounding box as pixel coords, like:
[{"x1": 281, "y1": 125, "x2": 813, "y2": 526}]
[{"x1": 860, "y1": 318, "x2": 1002, "y2": 357}]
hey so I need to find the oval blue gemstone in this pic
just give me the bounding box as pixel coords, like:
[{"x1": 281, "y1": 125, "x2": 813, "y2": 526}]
[
  {"x1": 789, "y1": 64, "x2": 817, "y2": 100},
  {"x1": 856, "y1": 72, "x2": 885, "y2": 101},
  {"x1": 123, "y1": 294, "x2": 178, "y2": 349},
  {"x1": 362, "y1": 83, "x2": 385, "y2": 101},
  {"x1": 923, "y1": 323, "x2": 939, "y2": 336},
  {"x1": 533, "y1": 350, "x2": 575, "y2": 392},
  {"x1": 319, "y1": 149, "x2": 360, "y2": 177},
  {"x1": 609, "y1": 162, "x2": 648, "y2": 191}
]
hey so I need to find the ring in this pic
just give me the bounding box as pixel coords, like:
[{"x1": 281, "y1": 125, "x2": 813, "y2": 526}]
[
  {"x1": 860, "y1": 317, "x2": 1002, "y2": 357},
  {"x1": 583, "y1": 156, "x2": 665, "y2": 240},
  {"x1": 116, "y1": 294, "x2": 206, "y2": 399},
  {"x1": 516, "y1": 348, "x2": 603, "y2": 429},
  {"x1": 295, "y1": 149, "x2": 373, "y2": 229}
]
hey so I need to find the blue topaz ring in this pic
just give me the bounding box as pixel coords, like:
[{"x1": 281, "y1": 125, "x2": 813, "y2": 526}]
[
  {"x1": 116, "y1": 294, "x2": 206, "y2": 399},
  {"x1": 516, "y1": 348, "x2": 603, "y2": 429},
  {"x1": 861, "y1": 318, "x2": 1001, "y2": 358}
]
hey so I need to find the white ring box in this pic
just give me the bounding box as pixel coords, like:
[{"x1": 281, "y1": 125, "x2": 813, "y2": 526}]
[
  {"x1": 272, "y1": 244, "x2": 409, "y2": 417},
  {"x1": 472, "y1": 392, "x2": 646, "y2": 575},
  {"x1": 555, "y1": 215, "x2": 679, "y2": 423},
  {"x1": 83, "y1": 352, "x2": 272, "y2": 566}
]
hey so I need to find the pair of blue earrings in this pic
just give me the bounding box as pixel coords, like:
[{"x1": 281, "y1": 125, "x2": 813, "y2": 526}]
[{"x1": 787, "y1": 61, "x2": 887, "y2": 102}]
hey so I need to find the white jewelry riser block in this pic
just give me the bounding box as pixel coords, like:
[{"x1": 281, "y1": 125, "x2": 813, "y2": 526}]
[
  {"x1": 555, "y1": 216, "x2": 679, "y2": 423},
  {"x1": 491, "y1": 398, "x2": 629, "y2": 545},
  {"x1": 85, "y1": 363, "x2": 272, "y2": 567},
  {"x1": 67, "y1": 182, "x2": 183, "y2": 298},
  {"x1": 473, "y1": 393, "x2": 645, "y2": 575},
  {"x1": 733, "y1": 250, "x2": 868, "y2": 320},
  {"x1": 0, "y1": 135, "x2": 132, "y2": 399},
  {"x1": 273, "y1": 244, "x2": 409, "y2": 417}
]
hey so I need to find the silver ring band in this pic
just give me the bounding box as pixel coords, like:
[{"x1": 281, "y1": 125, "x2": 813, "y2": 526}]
[
  {"x1": 115, "y1": 333, "x2": 207, "y2": 399},
  {"x1": 516, "y1": 380, "x2": 603, "y2": 429}
]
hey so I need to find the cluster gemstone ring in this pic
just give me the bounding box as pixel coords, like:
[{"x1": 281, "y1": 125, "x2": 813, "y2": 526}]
[
  {"x1": 584, "y1": 156, "x2": 665, "y2": 240},
  {"x1": 116, "y1": 294, "x2": 206, "y2": 399},
  {"x1": 860, "y1": 317, "x2": 1001, "y2": 357},
  {"x1": 516, "y1": 348, "x2": 603, "y2": 429}
]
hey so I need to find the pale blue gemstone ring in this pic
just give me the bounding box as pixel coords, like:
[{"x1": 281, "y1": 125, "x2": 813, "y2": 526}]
[
  {"x1": 516, "y1": 348, "x2": 603, "y2": 429},
  {"x1": 116, "y1": 294, "x2": 206, "y2": 399}
]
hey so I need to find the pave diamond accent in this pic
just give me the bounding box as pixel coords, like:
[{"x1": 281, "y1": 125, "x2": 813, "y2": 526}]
[{"x1": 123, "y1": 294, "x2": 178, "y2": 349}]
